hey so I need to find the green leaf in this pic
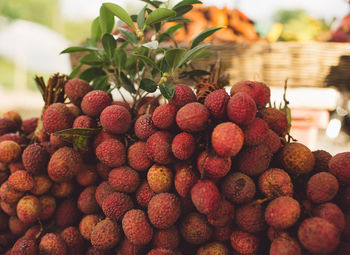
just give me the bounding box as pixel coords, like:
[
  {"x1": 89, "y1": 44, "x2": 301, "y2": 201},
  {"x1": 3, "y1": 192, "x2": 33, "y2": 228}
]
[
  {"x1": 53, "y1": 128, "x2": 101, "y2": 150},
  {"x1": 167, "y1": 16, "x2": 191, "y2": 23},
  {"x1": 130, "y1": 14, "x2": 138, "y2": 22},
  {"x1": 159, "y1": 56, "x2": 170, "y2": 73},
  {"x1": 191, "y1": 50, "x2": 213, "y2": 61},
  {"x1": 140, "y1": 78, "x2": 157, "y2": 93},
  {"x1": 176, "y1": 43, "x2": 209, "y2": 69},
  {"x1": 137, "y1": 6, "x2": 146, "y2": 30},
  {"x1": 69, "y1": 63, "x2": 83, "y2": 79},
  {"x1": 102, "y1": 33, "x2": 116, "y2": 59},
  {"x1": 119, "y1": 28, "x2": 138, "y2": 44},
  {"x1": 60, "y1": 46, "x2": 99, "y2": 54},
  {"x1": 179, "y1": 69, "x2": 210, "y2": 79},
  {"x1": 159, "y1": 83, "x2": 175, "y2": 99},
  {"x1": 80, "y1": 52, "x2": 104, "y2": 65},
  {"x1": 92, "y1": 75, "x2": 110, "y2": 91},
  {"x1": 145, "y1": 8, "x2": 176, "y2": 26},
  {"x1": 79, "y1": 67, "x2": 106, "y2": 82},
  {"x1": 103, "y1": 3, "x2": 136, "y2": 30},
  {"x1": 85, "y1": 38, "x2": 98, "y2": 47},
  {"x1": 173, "y1": 5, "x2": 193, "y2": 16},
  {"x1": 91, "y1": 17, "x2": 102, "y2": 42},
  {"x1": 113, "y1": 48, "x2": 127, "y2": 71},
  {"x1": 99, "y1": 5, "x2": 115, "y2": 34},
  {"x1": 191, "y1": 27, "x2": 223, "y2": 49},
  {"x1": 142, "y1": 41, "x2": 159, "y2": 50},
  {"x1": 132, "y1": 54, "x2": 160, "y2": 71},
  {"x1": 120, "y1": 72, "x2": 136, "y2": 93},
  {"x1": 173, "y1": 0, "x2": 202, "y2": 9},
  {"x1": 165, "y1": 48, "x2": 185, "y2": 71},
  {"x1": 141, "y1": 0, "x2": 163, "y2": 8}
]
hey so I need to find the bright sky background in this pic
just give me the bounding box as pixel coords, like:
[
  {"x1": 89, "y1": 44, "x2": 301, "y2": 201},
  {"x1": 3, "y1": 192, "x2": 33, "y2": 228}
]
[{"x1": 60, "y1": 0, "x2": 349, "y2": 23}]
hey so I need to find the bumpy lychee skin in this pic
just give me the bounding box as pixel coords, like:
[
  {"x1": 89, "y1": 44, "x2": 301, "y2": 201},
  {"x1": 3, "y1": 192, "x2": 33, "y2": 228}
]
[
  {"x1": 176, "y1": 102, "x2": 210, "y2": 133},
  {"x1": 221, "y1": 172, "x2": 256, "y2": 204},
  {"x1": 3, "y1": 110, "x2": 21, "y2": 128},
  {"x1": 180, "y1": 212, "x2": 213, "y2": 245},
  {"x1": 108, "y1": 166, "x2": 140, "y2": 193},
  {"x1": 43, "y1": 103, "x2": 74, "y2": 133},
  {"x1": 204, "y1": 89, "x2": 230, "y2": 119},
  {"x1": 134, "y1": 114, "x2": 158, "y2": 141},
  {"x1": 16, "y1": 195, "x2": 41, "y2": 224},
  {"x1": 136, "y1": 96, "x2": 160, "y2": 116},
  {"x1": 136, "y1": 181, "x2": 156, "y2": 208},
  {"x1": 230, "y1": 80, "x2": 265, "y2": 107},
  {"x1": 93, "y1": 129, "x2": 121, "y2": 151},
  {"x1": 39, "y1": 195, "x2": 56, "y2": 221},
  {"x1": 11, "y1": 237, "x2": 37, "y2": 255},
  {"x1": 77, "y1": 186, "x2": 99, "y2": 214},
  {"x1": 152, "y1": 225, "x2": 180, "y2": 250},
  {"x1": 243, "y1": 117, "x2": 269, "y2": 146},
  {"x1": 280, "y1": 142, "x2": 315, "y2": 175},
  {"x1": 102, "y1": 192, "x2": 134, "y2": 221},
  {"x1": 227, "y1": 92, "x2": 257, "y2": 125},
  {"x1": 112, "y1": 100, "x2": 131, "y2": 110},
  {"x1": 147, "y1": 164, "x2": 173, "y2": 193},
  {"x1": 8, "y1": 161, "x2": 24, "y2": 173},
  {"x1": 0, "y1": 117, "x2": 17, "y2": 135},
  {"x1": 147, "y1": 248, "x2": 175, "y2": 255},
  {"x1": 95, "y1": 181, "x2": 114, "y2": 207},
  {"x1": 169, "y1": 84, "x2": 196, "y2": 109},
  {"x1": 0, "y1": 181, "x2": 24, "y2": 203},
  {"x1": 263, "y1": 129, "x2": 282, "y2": 153},
  {"x1": 306, "y1": 172, "x2": 339, "y2": 203},
  {"x1": 146, "y1": 131, "x2": 173, "y2": 164},
  {"x1": 60, "y1": 226, "x2": 85, "y2": 255},
  {"x1": 237, "y1": 144, "x2": 271, "y2": 176},
  {"x1": 21, "y1": 117, "x2": 38, "y2": 135},
  {"x1": 76, "y1": 165, "x2": 98, "y2": 186},
  {"x1": 55, "y1": 199, "x2": 80, "y2": 228},
  {"x1": 207, "y1": 199, "x2": 235, "y2": 227},
  {"x1": 260, "y1": 107, "x2": 288, "y2": 135},
  {"x1": 73, "y1": 115, "x2": 96, "y2": 128},
  {"x1": 0, "y1": 133, "x2": 26, "y2": 146},
  {"x1": 8, "y1": 170, "x2": 34, "y2": 192},
  {"x1": 256, "y1": 81, "x2": 271, "y2": 108},
  {"x1": 148, "y1": 193, "x2": 181, "y2": 229},
  {"x1": 298, "y1": 217, "x2": 340, "y2": 254},
  {"x1": 230, "y1": 230, "x2": 260, "y2": 255},
  {"x1": 81, "y1": 90, "x2": 112, "y2": 117},
  {"x1": 0, "y1": 141, "x2": 21, "y2": 163},
  {"x1": 197, "y1": 151, "x2": 231, "y2": 179},
  {"x1": 197, "y1": 242, "x2": 229, "y2": 255},
  {"x1": 270, "y1": 236, "x2": 302, "y2": 255},
  {"x1": 65, "y1": 78, "x2": 92, "y2": 105},
  {"x1": 100, "y1": 105, "x2": 132, "y2": 134},
  {"x1": 191, "y1": 180, "x2": 221, "y2": 215},
  {"x1": 91, "y1": 218, "x2": 121, "y2": 250},
  {"x1": 258, "y1": 168, "x2": 293, "y2": 198},
  {"x1": 122, "y1": 209, "x2": 153, "y2": 245},
  {"x1": 265, "y1": 196, "x2": 300, "y2": 229},
  {"x1": 175, "y1": 165, "x2": 198, "y2": 198},
  {"x1": 128, "y1": 141, "x2": 152, "y2": 171},
  {"x1": 152, "y1": 104, "x2": 177, "y2": 130},
  {"x1": 79, "y1": 214, "x2": 100, "y2": 241},
  {"x1": 312, "y1": 150, "x2": 332, "y2": 172},
  {"x1": 96, "y1": 139, "x2": 126, "y2": 168},
  {"x1": 39, "y1": 233, "x2": 67, "y2": 255},
  {"x1": 312, "y1": 202, "x2": 345, "y2": 232},
  {"x1": 329, "y1": 152, "x2": 350, "y2": 183},
  {"x1": 48, "y1": 146, "x2": 83, "y2": 183},
  {"x1": 171, "y1": 132, "x2": 196, "y2": 160},
  {"x1": 235, "y1": 202, "x2": 266, "y2": 233},
  {"x1": 211, "y1": 122, "x2": 244, "y2": 157}
]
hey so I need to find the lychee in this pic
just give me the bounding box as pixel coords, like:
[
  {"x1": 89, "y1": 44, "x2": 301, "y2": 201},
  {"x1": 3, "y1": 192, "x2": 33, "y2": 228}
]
[
  {"x1": 263, "y1": 129, "x2": 282, "y2": 153},
  {"x1": 197, "y1": 242, "x2": 229, "y2": 255},
  {"x1": 243, "y1": 117, "x2": 269, "y2": 146},
  {"x1": 136, "y1": 181, "x2": 156, "y2": 208},
  {"x1": 152, "y1": 104, "x2": 177, "y2": 130},
  {"x1": 128, "y1": 141, "x2": 152, "y2": 171},
  {"x1": 102, "y1": 192, "x2": 134, "y2": 221},
  {"x1": 207, "y1": 199, "x2": 235, "y2": 227},
  {"x1": 122, "y1": 209, "x2": 153, "y2": 245},
  {"x1": 204, "y1": 89, "x2": 230, "y2": 119},
  {"x1": 169, "y1": 84, "x2": 196, "y2": 109},
  {"x1": 312, "y1": 150, "x2": 332, "y2": 172},
  {"x1": 152, "y1": 225, "x2": 180, "y2": 250},
  {"x1": 227, "y1": 92, "x2": 257, "y2": 125},
  {"x1": 0, "y1": 141, "x2": 21, "y2": 164},
  {"x1": 171, "y1": 132, "x2": 196, "y2": 160},
  {"x1": 64, "y1": 78, "x2": 92, "y2": 106},
  {"x1": 108, "y1": 166, "x2": 140, "y2": 193},
  {"x1": 258, "y1": 168, "x2": 293, "y2": 198},
  {"x1": 134, "y1": 114, "x2": 158, "y2": 141},
  {"x1": 0, "y1": 133, "x2": 26, "y2": 146},
  {"x1": 237, "y1": 144, "x2": 271, "y2": 176},
  {"x1": 39, "y1": 233, "x2": 67, "y2": 255},
  {"x1": 306, "y1": 172, "x2": 339, "y2": 203},
  {"x1": 147, "y1": 164, "x2": 173, "y2": 193},
  {"x1": 76, "y1": 165, "x2": 99, "y2": 186},
  {"x1": 235, "y1": 202, "x2": 266, "y2": 233},
  {"x1": 60, "y1": 226, "x2": 86, "y2": 255},
  {"x1": 312, "y1": 202, "x2": 345, "y2": 232},
  {"x1": 39, "y1": 195, "x2": 56, "y2": 220},
  {"x1": 180, "y1": 212, "x2": 212, "y2": 245},
  {"x1": 8, "y1": 170, "x2": 34, "y2": 192},
  {"x1": 21, "y1": 117, "x2": 38, "y2": 135},
  {"x1": 79, "y1": 214, "x2": 100, "y2": 241},
  {"x1": 230, "y1": 80, "x2": 265, "y2": 108},
  {"x1": 0, "y1": 181, "x2": 24, "y2": 203},
  {"x1": 16, "y1": 195, "x2": 40, "y2": 224},
  {"x1": 11, "y1": 237, "x2": 37, "y2": 255},
  {"x1": 221, "y1": 172, "x2": 256, "y2": 204},
  {"x1": 197, "y1": 150, "x2": 231, "y2": 179},
  {"x1": 176, "y1": 102, "x2": 210, "y2": 133},
  {"x1": 90, "y1": 218, "x2": 121, "y2": 250},
  {"x1": 146, "y1": 131, "x2": 174, "y2": 164},
  {"x1": 95, "y1": 181, "x2": 115, "y2": 207},
  {"x1": 260, "y1": 107, "x2": 288, "y2": 135},
  {"x1": 42, "y1": 103, "x2": 74, "y2": 133},
  {"x1": 270, "y1": 236, "x2": 302, "y2": 255},
  {"x1": 230, "y1": 230, "x2": 260, "y2": 255},
  {"x1": 81, "y1": 90, "x2": 112, "y2": 117},
  {"x1": 73, "y1": 115, "x2": 96, "y2": 128},
  {"x1": 100, "y1": 105, "x2": 132, "y2": 134},
  {"x1": 174, "y1": 165, "x2": 198, "y2": 198},
  {"x1": 77, "y1": 186, "x2": 99, "y2": 214},
  {"x1": 0, "y1": 117, "x2": 18, "y2": 136},
  {"x1": 96, "y1": 139, "x2": 126, "y2": 168},
  {"x1": 22, "y1": 143, "x2": 50, "y2": 175},
  {"x1": 329, "y1": 152, "x2": 350, "y2": 183}
]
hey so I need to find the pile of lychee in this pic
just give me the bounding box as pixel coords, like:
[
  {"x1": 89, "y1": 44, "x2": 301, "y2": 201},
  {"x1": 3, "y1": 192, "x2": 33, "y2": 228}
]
[{"x1": 0, "y1": 78, "x2": 349, "y2": 255}]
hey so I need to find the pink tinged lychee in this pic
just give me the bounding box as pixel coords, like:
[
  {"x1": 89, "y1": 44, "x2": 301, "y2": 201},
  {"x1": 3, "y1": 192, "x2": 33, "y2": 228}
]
[
  {"x1": 204, "y1": 89, "x2": 230, "y2": 119},
  {"x1": 100, "y1": 105, "x2": 132, "y2": 134},
  {"x1": 176, "y1": 102, "x2": 210, "y2": 133},
  {"x1": 171, "y1": 132, "x2": 196, "y2": 160},
  {"x1": 191, "y1": 180, "x2": 221, "y2": 215},
  {"x1": 227, "y1": 92, "x2": 257, "y2": 125}
]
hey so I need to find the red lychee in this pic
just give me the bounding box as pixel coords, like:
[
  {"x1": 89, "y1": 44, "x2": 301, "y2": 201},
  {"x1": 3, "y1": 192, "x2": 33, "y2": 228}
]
[
  {"x1": 81, "y1": 90, "x2": 112, "y2": 117},
  {"x1": 96, "y1": 139, "x2": 126, "y2": 168},
  {"x1": 237, "y1": 144, "x2": 271, "y2": 176},
  {"x1": 180, "y1": 212, "x2": 212, "y2": 245},
  {"x1": 152, "y1": 104, "x2": 177, "y2": 130},
  {"x1": 306, "y1": 172, "x2": 339, "y2": 203},
  {"x1": 235, "y1": 202, "x2": 266, "y2": 233},
  {"x1": 176, "y1": 102, "x2": 210, "y2": 133},
  {"x1": 312, "y1": 202, "x2": 345, "y2": 232},
  {"x1": 243, "y1": 117, "x2": 269, "y2": 146},
  {"x1": 91, "y1": 218, "x2": 121, "y2": 250},
  {"x1": 329, "y1": 152, "x2": 350, "y2": 184},
  {"x1": 258, "y1": 168, "x2": 293, "y2": 198},
  {"x1": 122, "y1": 209, "x2": 153, "y2": 245},
  {"x1": 221, "y1": 172, "x2": 256, "y2": 204},
  {"x1": 171, "y1": 132, "x2": 196, "y2": 160},
  {"x1": 108, "y1": 166, "x2": 140, "y2": 193},
  {"x1": 230, "y1": 230, "x2": 260, "y2": 255},
  {"x1": 204, "y1": 89, "x2": 230, "y2": 119},
  {"x1": 64, "y1": 78, "x2": 92, "y2": 106},
  {"x1": 191, "y1": 180, "x2": 221, "y2": 215},
  {"x1": 128, "y1": 141, "x2": 152, "y2": 171},
  {"x1": 146, "y1": 131, "x2": 174, "y2": 164},
  {"x1": 197, "y1": 150, "x2": 231, "y2": 179},
  {"x1": 102, "y1": 192, "x2": 134, "y2": 221},
  {"x1": 227, "y1": 92, "x2": 257, "y2": 125},
  {"x1": 8, "y1": 170, "x2": 34, "y2": 192},
  {"x1": 207, "y1": 199, "x2": 235, "y2": 227},
  {"x1": 100, "y1": 105, "x2": 132, "y2": 134},
  {"x1": 42, "y1": 103, "x2": 74, "y2": 133},
  {"x1": 134, "y1": 114, "x2": 158, "y2": 141},
  {"x1": 260, "y1": 107, "x2": 288, "y2": 135},
  {"x1": 169, "y1": 84, "x2": 196, "y2": 109},
  {"x1": 174, "y1": 165, "x2": 198, "y2": 198},
  {"x1": 73, "y1": 115, "x2": 96, "y2": 128}
]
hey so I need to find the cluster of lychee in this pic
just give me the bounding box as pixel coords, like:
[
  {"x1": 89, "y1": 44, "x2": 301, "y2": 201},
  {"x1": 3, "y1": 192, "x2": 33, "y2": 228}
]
[{"x1": 0, "y1": 78, "x2": 350, "y2": 255}]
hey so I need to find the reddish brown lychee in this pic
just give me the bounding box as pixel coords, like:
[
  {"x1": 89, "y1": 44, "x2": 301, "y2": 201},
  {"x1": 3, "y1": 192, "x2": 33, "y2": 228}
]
[
  {"x1": 174, "y1": 165, "x2": 198, "y2": 198},
  {"x1": 108, "y1": 166, "x2": 140, "y2": 193},
  {"x1": 21, "y1": 117, "x2": 38, "y2": 135},
  {"x1": 8, "y1": 161, "x2": 23, "y2": 173},
  {"x1": 8, "y1": 170, "x2": 34, "y2": 192},
  {"x1": 0, "y1": 141, "x2": 21, "y2": 164},
  {"x1": 265, "y1": 196, "x2": 300, "y2": 229},
  {"x1": 227, "y1": 92, "x2": 257, "y2": 125},
  {"x1": 152, "y1": 225, "x2": 180, "y2": 250},
  {"x1": 3, "y1": 110, "x2": 22, "y2": 128},
  {"x1": 197, "y1": 242, "x2": 229, "y2": 255},
  {"x1": 117, "y1": 238, "x2": 143, "y2": 255},
  {"x1": 66, "y1": 103, "x2": 81, "y2": 117},
  {"x1": 76, "y1": 165, "x2": 99, "y2": 186},
  {"x1": 16, "y1": 195, "x2": 41, "y2": 224},
  {"x1": 79, "y1": 214, "x2": 100, "y2": 241},
  {"x1": 100, "y1": 105, "x2": 132, "y2": 134},
  {"x1": 93, "y1": 129, "x2": 121, "y2": 150},
  {"x1": 230, "y1": 80, "x2": 265, "y2": 107},
  {"x1": 213, "y1": 225, "x2": 232, "y2": 242},
  {"x1": 73, "y1": 115, "x2": 96, "y2": 128},
  {"x1": 146, "y1": 131, "x2": 174, "y2": 164},
  {"x1": 95, "y1": 181, "x2": 114, "y2": 207},
  {"x1": 258, "y1": 168, "x2": 293, "y2": 198},
  {"x1": 136, "y1": 181, "x2": 156, "y2": 208},
  {"x1": 48, "y1": 146, "x2": 83, "y2": 182},
  {"x1": 267, "y1": 227, "x2": 289, "y2": 242},
  {"x1": 197, "y1": 150, "x2": 231, "y2": 179},
  {"x1": 169, "y1": 84, "x2": 196, "y2": 109},
  {"x1": 65, "y1": 78, "x2": 92, "y2": 105},
  {"x1": 50, "y1": 181, "x2": 74, "y2": 198},
  {"x1": 9, "y1": 216, "x2": 29, "y2": 235},
  {"x1": 42, "y1": 103, "x2": 74, "y2": 133},
  {"x1": 280, "y1": 142, "x2": 315, "y2": 175},
  {"x1": 102, "y1": 192, "x2": 134, "y2": 221},
  {"x1": 298, "y1": 217, "x2": 340, "y2": 254},
  {"x1": 260, "y1": 107, "x2": 288, "y2": 135},
  {"x1": 180, "y1": 212, "x2": 212, "y2": 245},
  {"x1": 176, "y1": 102, "x2": 210, "y2": 133},
  {"x1": 171, "y1": 132, "x2": 196, "y2": 160},
  {"x1": 147, "y1": 248, "x2": 175, "y2": 255},
  {"x1": 11, "y1": 237, "x2": 37, "y2": 255},
  {"x1": 96, "y1": 163, "x2": 111, "y2": 180},
  {"x1": 312, "y1": 202, "x2": 345, "y2": 232},
  {"x1": 39, "y1": 195, "x2": 56, "y2": 221},
  {"x1": 263, "y1": 129, "x2": 282, "y2": 153},
  {"x1": 78, "y1": 186, "x2": 99, "y2": 214},
  {"x1": 211, "y1": 122, "x2": 244, "y2": 157},
  {"x1": 230, "y1": 230, "x2": 260, "y2": 255},
  {"x1": 191, "y1": 180, "x2": 220, "y2": 215},
  {"x1": 148, "y1": 193, "x2": 181, "y2": 229},
  {"x1": 91, "y1": 218, "x2": 121, "y2": 250},
  {"x1": 312, "y1": 150, "x2": 332, "y2": 172},
  {"x1": 221, "y1": 172, "x2": 256, "y2": 204},
  {"x1": 112, "y1": 100, "x2": 130, "y2": 110},
  {"x1": 134, "y1": 114, "x2": 158, "y2": 141},
  {"x1": 0, "y1": 201, "x2": 16, "y2": 216},
  {"x1": 60, "y1": 226, "x2": 86, "y2": 255},
  {"x1": 207, "y1": 199, "x2": 235, "y2": 227},
  {"x1": 0, "y1": 212, "x2": 8, "y2": 233},
  {"x1": 0, "y1": 181, "x2": 24, "y2": 203},
  {"x1": 136, "y1": 96, "x2": 159, "y2": 115},
  {"x1": 122, "y1": 209, "x2": 153, "y2": 245},
  {"x1": 256, "y1": 81, "x2": 271, "y2": 108},
  {"x1": 0, "y1": 117, "x2": 17, "y2": 136},
  {"x1": 96, "y1": 139, "x2": 126, "y2": 168},
  {"x1": 39, "y1": 233, "x2": 67, "y2": 255},
  {"x1": 270, "y1": 236, "x2": 302, "y2": 255},
  {"x1": 237, "y1": 144, "x2": 271, "y2": 176},
  {"x1": 152, "y1": 104, "x2": 177, "y2": 130},
  {"x1": 204, "y1": 89, "x2": 230, "y2": 120},
  {"x1": 306, "y1": 172, "x2": 339, "y2": 204},
  {"x1": 55, "y1": 199, "x2": 80, "y2": 228},
  {"x1": 147, "y1": 164, "x2": 173, "y2": 193},
  {"x1": 81, "y1": 90, "x2": 112, "y2": 117},
  {"x1": 0, "y1": 133, "x2": 26, "y2": 146},
  {"x1": 329, "y1": 152, "x2": 350, "y2": 183},
  {"x1": 235, "y1": 202, "x2": 266, "y2": 233},
  {"x1": 128, "y1": 141, "x2": 152, "y2": 171},
  {"x1": 243, "y1": 117, "x2": 269, "y2": 146},
  {"x1": 22, "y1": 143, "x2": 49, "y2": 175}
]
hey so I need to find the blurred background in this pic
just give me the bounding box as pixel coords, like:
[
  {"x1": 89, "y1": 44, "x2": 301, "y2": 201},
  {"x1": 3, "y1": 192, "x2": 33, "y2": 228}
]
[{"x1": 1, "y1": 0, "x2": 350, "y2": 153}]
